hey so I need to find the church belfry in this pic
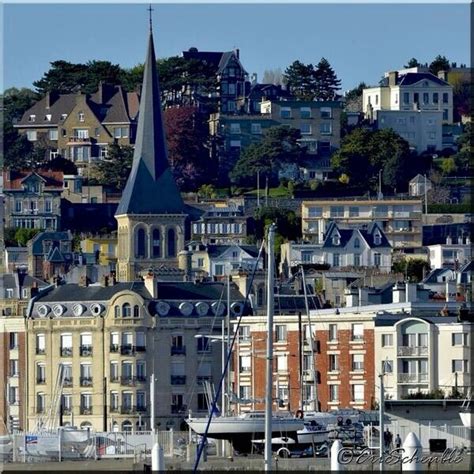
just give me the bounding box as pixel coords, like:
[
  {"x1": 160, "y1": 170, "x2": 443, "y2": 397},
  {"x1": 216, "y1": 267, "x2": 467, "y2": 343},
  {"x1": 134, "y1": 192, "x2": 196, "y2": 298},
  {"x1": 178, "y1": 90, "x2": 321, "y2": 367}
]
[{"x1": 115, "y1": 28, "x2": 186, "y2": 282}]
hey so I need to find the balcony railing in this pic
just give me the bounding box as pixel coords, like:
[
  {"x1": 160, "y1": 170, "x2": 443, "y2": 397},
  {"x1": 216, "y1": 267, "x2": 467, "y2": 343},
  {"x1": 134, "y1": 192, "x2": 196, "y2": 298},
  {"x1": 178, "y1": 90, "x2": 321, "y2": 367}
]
[
  {"x1": 63, "y1": 378, "x2": 73, "y2": 387},
  {"x1": 120, "y1": 376, "x2": 137, "y2": 386},
  {"x1": 136, "y1": 345, "x2": 146, "y2": 353},
  {"x1": 120, "y1": 345, "x2": 135, "y2": 355},
  {"x1": 136, "y1": 405, "x2": 147, "y2": 413},
  {"x1": 62, "y1": 408, "x2": 72, "y2": 415},
  {"x1": 397, "y1": 346, "x2": 428, "y2": 356},
  {"x1": 36, "y1": 407, "x2": 45, "y2": 414},
  {"x1": 110, "y1": 375, "x2": 119, "y2": 383},
  {"x1": 171, "y1": 404, "x2": 187, "y2": 414},
  {"x1": 170, "y1": 375, "x2": 186, "y2": 385},
  {"x1": 171, "y1": 346, "x2": 186, "y2": 356},
  {"x1": 120, "y1": 406, "x2": 135, "y2": 415},
  {"x1": 60, "y1": 347, "x2": 73, "y2": 357},
  {"x1": 68, "y1": 136, "x2": 91, "y2": 144},
  {"x1": 110, "y1": 406, "x2": 119, "y2": 413},
  {"x1": 80, "y1": 346, "x2": 93, "y2": 356},
  {"x1": 197, "y1": 375, "x2": 212, "y2": 384},
  {"x1": 398, "y1": 373, "x2": 429, "y2": 383},
  {"x1": 80, "y1": 407, "x2": 93, "y2": 415},
  {"x1": 136, "y1": 375, "x2": 147, "y2": 383},
  {"x1": 110, "y1": 344, "x2": 120, "y2": 353},
  {"x1": 80, "y1": 377, "x2": 93, "y2": 387}
]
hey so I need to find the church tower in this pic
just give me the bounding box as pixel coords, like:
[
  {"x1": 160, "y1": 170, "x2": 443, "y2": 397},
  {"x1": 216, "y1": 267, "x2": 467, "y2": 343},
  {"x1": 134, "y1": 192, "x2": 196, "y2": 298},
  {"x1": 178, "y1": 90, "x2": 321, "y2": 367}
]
[{"x1": 115, "y1": 29, "x2": 186, "y2": 282}]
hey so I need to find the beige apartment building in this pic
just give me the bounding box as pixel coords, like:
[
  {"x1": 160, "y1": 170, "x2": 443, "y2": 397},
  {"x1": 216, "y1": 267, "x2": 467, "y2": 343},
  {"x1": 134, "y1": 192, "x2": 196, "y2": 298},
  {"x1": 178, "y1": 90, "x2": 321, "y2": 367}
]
[{"x1": 301, "y1": 198, "x2": 423, "y2": 248}]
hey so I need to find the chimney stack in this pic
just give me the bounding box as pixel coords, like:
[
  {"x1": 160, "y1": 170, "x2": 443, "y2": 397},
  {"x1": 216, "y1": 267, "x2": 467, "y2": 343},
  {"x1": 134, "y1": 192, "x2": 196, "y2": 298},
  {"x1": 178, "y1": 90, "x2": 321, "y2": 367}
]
[
  {"x1": 178, "y1": 250, "x2": 193, "y2": 282},
  {"x1": 144, "y1": 270, "x2": 157, "y2": 298},
  {"x1": 388, "y1": 71, "x2": 398, "y2": 87}
]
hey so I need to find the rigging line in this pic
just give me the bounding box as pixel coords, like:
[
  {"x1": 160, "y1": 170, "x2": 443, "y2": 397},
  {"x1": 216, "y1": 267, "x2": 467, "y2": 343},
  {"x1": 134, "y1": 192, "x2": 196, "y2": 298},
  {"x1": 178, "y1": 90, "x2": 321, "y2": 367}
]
[
  {"x1": 193, "y1": 239, "x2": 266, "y2": 473},
  {"x1": 185, "y1": 282, "x2": 226, "y2": 402}
]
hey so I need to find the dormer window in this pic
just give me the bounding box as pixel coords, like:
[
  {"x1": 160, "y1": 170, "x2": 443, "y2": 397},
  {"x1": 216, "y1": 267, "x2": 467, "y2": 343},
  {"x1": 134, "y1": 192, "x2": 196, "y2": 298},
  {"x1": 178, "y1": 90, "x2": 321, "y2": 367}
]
[
  {"x1": 374, "y1": 233, "x2": 381, "y2": 245},
  {"x1": 28, "y1": 114, "x2": 36, "y2": 122},
  {"x1": 45, "y1": 114, "x2": 52, "y2": 122},
  {"x1": 61, "y1": 114, "x2": 68, "y2": 121},
  {"x1": 354, "y1": 238, "x2": 360, "y2": 249},
  {"x1": 332, "y1": 235, "x2": 340, "y2": 246}
]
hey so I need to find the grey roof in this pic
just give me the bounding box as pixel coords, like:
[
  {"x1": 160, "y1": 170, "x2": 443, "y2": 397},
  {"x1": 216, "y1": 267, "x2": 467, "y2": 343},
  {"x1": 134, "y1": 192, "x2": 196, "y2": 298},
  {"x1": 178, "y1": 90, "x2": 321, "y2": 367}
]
[
  {"x1": 380, "y1": 72, "x2": 450, "y2": 87},
  {"x1": 207, "y1": 244, "x2": 260, "y2": 259},
  {"x1": 30, "y1": 231, "x2": 72, "y2": 255},
  {"x1": 1, "y1": 272, "x2": 48, "y2": 290},
  {"x1": 423, "y1": 268, "x2": 453, "y2": 283},
  {"x1": 156, "y1": 281, "x2": 244, "y2": 300},
  {"x1": 323, "y1": 222, "x2": 391, "y2": 249},
  {"x1": 17, "y1": 93, "x2": 76, "y2": 127},
  {"x1": 375, "y1": 314, "x2": 459, "y2": 326},
  {"x1": 116, "y1": 32, "x2": 184, "y2": 215}
]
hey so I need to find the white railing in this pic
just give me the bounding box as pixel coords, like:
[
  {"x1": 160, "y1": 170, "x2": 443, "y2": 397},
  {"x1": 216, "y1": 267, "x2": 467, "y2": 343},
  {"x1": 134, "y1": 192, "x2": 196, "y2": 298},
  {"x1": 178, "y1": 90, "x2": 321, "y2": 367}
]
[
  {"x1": 397, "y1": 372, "x2": 429, "y2": 383},
  {"x1": 397, "y1": 346, "x2": 428, "y2": 356}
]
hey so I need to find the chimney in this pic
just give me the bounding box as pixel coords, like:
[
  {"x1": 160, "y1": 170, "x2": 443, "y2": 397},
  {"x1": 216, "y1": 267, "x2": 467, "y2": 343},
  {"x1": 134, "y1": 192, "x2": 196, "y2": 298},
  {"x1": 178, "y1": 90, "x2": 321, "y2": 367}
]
[
  {"x1": 178, "y1": 250, "x2": 193, "y2": 282},
  {"x1": 405, "y1": 281, "x2": 417, "y2": 303},
  {"x1": 144, "y1": 271, "x2": 157, "y2": 299},
  {"x1": 388, "y1": 71, "x2": 398, "y2": 87},
  {"x1": 46, "y1": 91, "x2": 51, "y2": 109},
  {"x1": 437, "y1": 70, "x2": 448, "y2": 81},
  {"x1": 358, "y1": 287, "x2": 370, "y2": 306},
  {"x1": 100, "y1": 274, "x2": 109, "y2": 287},
  {"x1": 344, "y1": 287, "x2": 358, "y2": 307},
  {"x1": 446, "y1": 235, "x2": 452, "y2": 245},
  {"x1": 392, "y1": 282, "x2": 405, "y2": 303},
  {"x1": 79, "y1": 275, "x2": 89, "y2": 287},
  {"x1": 30, "y1": 282, "x2": 39, "y2": 298},
  {"x1": 235, "y1": 48, "x2": 240, "y2": 59}
]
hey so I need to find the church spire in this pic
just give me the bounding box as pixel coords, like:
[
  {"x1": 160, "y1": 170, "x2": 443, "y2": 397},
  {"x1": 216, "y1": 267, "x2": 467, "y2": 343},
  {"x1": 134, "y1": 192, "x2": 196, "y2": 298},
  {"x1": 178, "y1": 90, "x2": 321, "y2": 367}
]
[{"x1": 116, "y1": 27, "x2": 184, "y2": 216}]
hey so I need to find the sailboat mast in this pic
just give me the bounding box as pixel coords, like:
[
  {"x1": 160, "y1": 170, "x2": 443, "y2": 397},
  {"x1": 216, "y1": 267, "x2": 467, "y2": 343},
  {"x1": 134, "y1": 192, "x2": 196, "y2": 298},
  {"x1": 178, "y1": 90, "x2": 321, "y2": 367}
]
[
  {"x1": 264, "y1": 224, "x2": 276, "y2": 471},
  {"x1": 301, "y1": 266, "x2": 319, "y2": 412}
]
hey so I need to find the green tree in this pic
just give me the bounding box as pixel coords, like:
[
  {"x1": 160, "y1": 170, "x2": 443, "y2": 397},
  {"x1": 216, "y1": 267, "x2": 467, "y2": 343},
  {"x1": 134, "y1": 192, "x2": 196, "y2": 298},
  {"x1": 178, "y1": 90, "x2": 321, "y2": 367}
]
[
  {"x1": 230, "y1": 126, "x2": 304, "y2": 186},
  {"x1": 440, "y1": 157, "x2": 457, "y2": 175},
  {"x1": 404, "y1": 58, "x2": 421, "y2": 68},
  {"x1": 313, "y1": 57, "x2": 341, "y2": 101},
  {"x1": 453, "y1": 123, "x2": 473, "y2": 173},
  {"x1": 429, "y1": 55, "x2": 450, "y2": 76},
  {"x1": 13, "y1": 228, "x2": 42, "y2": 246},
  {"x1": 392, "y1": 258, "x2": 431, "y2": 282},
  {"x1": 197, "y1": 184, "x2": 216, "y2": 199},
  {"x1": 345, "y1": 82, "x2": 367, "y2": 102},
  {"x1": 283, "y1": 61, "x2": 317, "y2": 100},
  {"x1": 89, "y1": 143, "x2": 134, "y2": 190}
]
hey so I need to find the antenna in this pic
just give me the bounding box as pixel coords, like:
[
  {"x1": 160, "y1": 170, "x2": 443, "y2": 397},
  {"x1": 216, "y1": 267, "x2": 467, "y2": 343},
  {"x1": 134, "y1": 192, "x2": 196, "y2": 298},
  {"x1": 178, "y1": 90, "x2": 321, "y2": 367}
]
[{"x1": 147, "y1": 4, "x2": 154, "y2": 32}]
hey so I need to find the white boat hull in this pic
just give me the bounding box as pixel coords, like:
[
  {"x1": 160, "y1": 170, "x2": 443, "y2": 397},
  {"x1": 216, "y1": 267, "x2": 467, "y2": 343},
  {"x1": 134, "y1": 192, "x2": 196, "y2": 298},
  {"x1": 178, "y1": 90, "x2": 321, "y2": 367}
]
[{"x1": 297, "y1": 427, "x2": 330, "y2": 445}]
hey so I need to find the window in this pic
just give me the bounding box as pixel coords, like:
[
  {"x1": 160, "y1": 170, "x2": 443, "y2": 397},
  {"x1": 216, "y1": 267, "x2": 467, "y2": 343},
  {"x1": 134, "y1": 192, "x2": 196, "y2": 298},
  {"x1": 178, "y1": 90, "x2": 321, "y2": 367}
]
[
  {"x1": 374, "y1": 253, "x2": 381, "y2": 267},
  {"x1": 403, "y1": 92, "x2": 410, "y2": 104},
  {"x1": 110, "y1": 392, "x2": 119, "y2": 411},
  {"x1": 136, "y1": 228, "x2": 146, "y2": 258},
  {"x1": 275, "y1": 325, "x2": 287, "y2": 342},
  {"x1": 301, "y1": 251, "x2": 313, "y2": 263},
  {"x1": 197, "y1": 393, "x2": 208, "y2": 411},
  {"x1": 197, "y1": 336, "x2": 210, "y2": 352},
  {"x1": 375, "y1": 95, "x2": 379, "y2": 105},
  {"x1": 197, "y1": 258, "x2": 204, "y2": 267},
  {"x1": 35, "y1": 363, "x2": 44, "y2": 383},
  {"x1": 423, "y1": 93, "x2": 429, "y2": 105},
  {"x1": 15, "y1": 200, "x2": 23, "y2": 213},
  {"x1": 349, "y1": 207, "x2": 359, "y2": 218},
  {"x1": 433, "y1": 93, "x2": 439, "y2": 104},
  {"x1": 332, "y1": 253, "x2": 340, "y2": 267},
  {"x1": 329, "y1": 324, "x2": 337, "y2": 341},
  {"x1": 308, "y1": 207, "x2": 322, "y2": 218},
  {"x1": 133, "y1": 305, "x2": 140, "y2": 318},
  {"x1": 239, "y1": 325, "x2": 250, "y2": 342},
  {"x1": 167, "y1": 228, "x2": 176, "y2": 257},
  {"x1": 28, "y1": 114, "x2": 36, "y2": 122},
  {"x1": 136, "y1": 361, "x2": 146, "y2": 381},
  {"x1": 136, "y1": 332, "x2": 145, "y2": 350},
  {"x1": 382, "y1": 360, "x2": 393, "y2": 374},
  {"x1": 251, "y1": 123, "x2": 262, "y2": 134},
  {"x1": 329, "y1": 354, "x2": 339, "y2": 372},
  {"x1": 228, "y1": 83, "x2": 236, "y2": 94},
  {"x1": 352, "y1": 324, "x2": 364, "y2": 341},
  {"x1": 442, "y1": 93, "x2": 449, "y2": 104},
  {"x1": 44, "y1": 199, "x2": 53, "y2": 213},
  {"x1": 239, "y1": 385, "x2": 251, "y2": 400},
  {"x1": 10, "y1": 359, "x2": 19, "y2": 377},
  {"x1": 329, "y1": 385, "x2": 339, "y2": 402},
  {"x1": 122, "y1": 303, "x2": 131, "y2": 318},
  {"x1": 452, "y1": 333, "x2": 468, "y2": 346},
  {"x1": 352, "y1": 354, "x2": 364, "y2": 371},
  {"x1": 80, "y1": 363, "x2": 92, "y2": 385},
  {"x1": 320, "y1": 123, "x2": 332, "y2": 135},
  {"x1": 100, "y1": 147, "x2": 108, "y2": 158},
  {"x1": 110, "y1": 361, "x2": 119, "y2": 381},
  {"x1": 60, "y1": 334, "x2": 73, "y2": 356},
  {"x1": 353, "y1": 237, "x2": 360, "y2": 249},
  {"x1": 227, "y1": 101, "x2": 236, "y2": 112},
  {"x1": 320, "y1": 107, "x2": 332, "y2": 119},
  {"x1": 114, "y1": 127, "x2": 129, "y2": 138},
  {"x1": 114, "y1": 306, "x2": 120, "y2": 318},
  {"x1": 330, "y1": 206, "x2": 344, "y2": 217},
  {"x1": 26, "y1": 131, "x2": 37, "y2": 141},
  {"x1": 9, "y1": 333, "x2": 19, "y2": 349},
  {"x1": 452, "y1": 360, "x2": 469, "y2": 373},
  {"x1": 151, "y1": 229, "x2": 160, "y2": 257},
  {"x1": 381, "y1": 334, "x2": 393, "y2": 347},
  {"x1": 230, "y1": 123, "x2": 241, "y2": 134},
  {"x1": 414, "y1": 93, "x2": 419, "y2": 104},
  {"x1": 71, "y1": 146, "x2": 90, "y2": 162},
  {"x1": 239, "y1": 355, "x2": 251, "y2": 373},
  {"x1": 171, "y1": 334, "x2": 183, "y2": 349},
  {"x1": 443, "y1": 109, "x2": 448, "y2": 121},
  {"x1": 36, "y1": 334, "x2": 45, "y2": 354},
  {"x1": 278, "y1": 385, "x2": 289, "y2": 404},
  {"x1": 77, "y1": 111, "x2": 85, "y2": 122},
  {"x1": 300, "y1": 107, "x2": 311, "y2": 119},
  {"x1": 49, "y1": 130, "x2": 58, "y2": 140},
  {"x1": 300, "y1": 123, "x2": 312, "y2": 135},
  {"x1": 215, "y1": 264, "x2": 224, "y2": 276},
  {"x1": 276, "y1": 355, "x2": 288, "y2": 372},
  {"x1": 354, "y1": 254, "x2": 360, "y2": 267},
  {"x1": 280, "y1": 107, "x2": 291, "y2": 119},
  {"x1": 352, "y1": 384, "x2": 364, "y2": 402}
]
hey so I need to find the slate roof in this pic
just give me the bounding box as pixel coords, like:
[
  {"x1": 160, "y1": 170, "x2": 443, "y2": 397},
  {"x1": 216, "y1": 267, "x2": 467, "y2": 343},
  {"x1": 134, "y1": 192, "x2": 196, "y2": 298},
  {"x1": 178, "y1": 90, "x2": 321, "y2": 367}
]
[
  {"x1": 375, "y1": 314, "x2": 459, "y2": 327},
  {"x1": 182, "y1": 49, "x2": 224, "y2": 68},
  {"x1": 206, "y1": 244, "x2": 260, "y2": 259},
  {"x1": 3, "y1": 170, "x2": 63, "y2": 191},
  {"x1": 380, "y1": 72, "x2": 450, "y2": 88},
  {"x1": 410, "y1": 174, "x2": 432, "y2": 184},
  {"x1": 30, "y1": 231, "x2": 72, "y2": 255},
  {"x1": 323, "y1": 222, "x2": 391, "y2": 249},
  {"x1": 1, "y1": 272, "x2": 48, "y2": 290},
  {"x1": 423, "y1": 268, "x2": 453, "y2": 283},
  {"x1": 116, "y1": 32, "x2": 184, "y2": 215},
  {"x1": 156, "y1": 281, "x2": 244, "y2": 300}
]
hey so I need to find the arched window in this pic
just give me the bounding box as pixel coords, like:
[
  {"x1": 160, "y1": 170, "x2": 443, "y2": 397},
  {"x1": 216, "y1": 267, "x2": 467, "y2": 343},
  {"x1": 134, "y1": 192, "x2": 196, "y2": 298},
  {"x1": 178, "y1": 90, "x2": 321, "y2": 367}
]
[
  {"x1": 133, "y1": 305, "x2": 140, "y2": 318},
  {"x1": 152, "y1": 228, "x2": 161, "y2": 258},
  {"x1": 136, "y1": 228, "x2": 146, "y2": 258},
  {"x1": 122, "y1": 303, "x2": 131, "y2": 318},
  {"x1": 122, "y1": 420, "x2": 132, "y2": 432},
  {"x1": 114, "y1": 305, "x2": 120, "y2": 318},
  {"x1": 167, "y1": 228, "x2": 176, "y2": 258}
]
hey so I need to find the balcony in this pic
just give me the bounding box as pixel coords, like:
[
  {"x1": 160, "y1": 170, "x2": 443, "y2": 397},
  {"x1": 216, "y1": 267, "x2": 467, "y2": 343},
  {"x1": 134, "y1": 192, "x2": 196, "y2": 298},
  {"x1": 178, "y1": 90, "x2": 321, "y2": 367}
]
[
  {"x1": 80, "y1": 377, "x2": 93, "y2": 387},
  {"x1": 110, "y1": 344, "x2": 120, "y2": 353},
  {"x1": 171, "y1": 375, "x2": 186, "y2": 385},
  {"x1": 120, "y1": 345, "x2": 135, "y2": 356},
  {"x1": 63, "y1": 378, "x2": 73, "y2": 387},
  {"x1": 398, "y1": 373, "x2": 429, "y2": 383},
  {"x1": 397, "y1": 346, "x2": 428, "y2": 357},
  {"x1": 60, "y1": 347, "x2": 73, "y2": 357},
  {"x1": 171, "y1": 346, "x2": 186, "y2": 356},
  {"x1": 36, "y1": 407, "x2": 45, "y2": 414},
  {"x1": 136, "y1": 375, "x2": 147, "y2": 383},
  {"x1": 36, "y1": 378, "x2": 46, "y2": 385},
  {"x1": 197, "y1": 375, "x2": 212, "y2": 384},
  {"x1": 120, "y1": 406, "x2": 136, "y2": 415},
  {"x1": 110, "y1": 375, "x2": 119, "y2": 383},
  {"x1": 80, "y1": 407, "x2": 93, "y2": 415},
  {"x1": 80, "y1": 346, "x2": 93, "y2": 356},
  {"x1": 110, "y1": 406, "x2": 119, "y2": 413},
  {"x1": 36, "y1": 348, "x2": 46, "y2": 355},
  {"x1": 171, "y1": 404, "x2": 187, "y2": 414},
  {"x1": 68, "y1": 136, "x2": 91, "y2": 144},
  {"x1": 136, "y1": 345, "x2": 146, "y2": 353},
  {"x1": 121, "y1": 376, "x2": 137, "y2": 386},
  {"x1": 62, "y1": 408, "x2": 72, "y2": 416},
  {"x1": 137, "y1": 405, "x2": 147, "y2": 413}
]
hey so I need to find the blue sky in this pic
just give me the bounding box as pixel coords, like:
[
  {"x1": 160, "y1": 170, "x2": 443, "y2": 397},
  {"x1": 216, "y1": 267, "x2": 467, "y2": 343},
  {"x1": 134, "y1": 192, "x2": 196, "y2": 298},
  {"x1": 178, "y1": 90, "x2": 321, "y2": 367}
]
[{"x1": 3, "y1": 2, "x2": 471, "y2": 92}]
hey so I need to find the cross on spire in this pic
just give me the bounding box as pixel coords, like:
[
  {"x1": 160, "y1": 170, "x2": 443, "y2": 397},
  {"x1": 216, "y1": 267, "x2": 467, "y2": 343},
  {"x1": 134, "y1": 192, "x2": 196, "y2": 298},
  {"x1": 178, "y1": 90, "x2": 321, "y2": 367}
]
[{"x1": 148, "y1": 4, "x2": 154, "y2": 32}]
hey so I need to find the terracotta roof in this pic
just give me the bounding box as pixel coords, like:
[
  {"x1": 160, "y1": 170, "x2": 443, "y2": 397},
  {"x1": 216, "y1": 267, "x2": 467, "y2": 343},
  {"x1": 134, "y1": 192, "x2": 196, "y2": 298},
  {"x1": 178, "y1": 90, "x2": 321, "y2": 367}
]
[{"x1": 3, "y1": 170, "x2": 64, "y2": 190}]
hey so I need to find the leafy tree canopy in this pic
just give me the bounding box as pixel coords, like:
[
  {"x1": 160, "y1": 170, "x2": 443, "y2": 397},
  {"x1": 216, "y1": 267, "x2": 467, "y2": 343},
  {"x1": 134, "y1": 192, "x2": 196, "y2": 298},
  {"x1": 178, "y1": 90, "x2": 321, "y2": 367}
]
[
  {"x1": 429, "y1": 55, "x2": 450, "y2": 76},
  {"x1": 345, "y1": 82, "x2": 367, "y2": 102},
  {"x1": 404, "y1": 58, "x2": 421, "y2": 68},
  {"x1": 392, "y1": 258, "x2": 431, "y2": 282}
]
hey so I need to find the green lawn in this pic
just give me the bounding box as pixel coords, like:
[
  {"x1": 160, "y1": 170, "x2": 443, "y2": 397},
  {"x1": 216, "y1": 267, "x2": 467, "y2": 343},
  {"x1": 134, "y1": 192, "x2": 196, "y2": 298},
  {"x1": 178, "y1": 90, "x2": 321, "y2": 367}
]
[{"x1": 244, "y1": 186, "x2": 291, "y2": 198}]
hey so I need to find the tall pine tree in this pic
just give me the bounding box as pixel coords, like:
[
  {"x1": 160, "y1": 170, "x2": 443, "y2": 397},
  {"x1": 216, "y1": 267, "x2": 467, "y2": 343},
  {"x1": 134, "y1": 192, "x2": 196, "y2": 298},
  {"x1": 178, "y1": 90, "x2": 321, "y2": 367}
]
[
  {"x1": 283, "y1": 61, "x2": 317, "y2": 100},
  {"x1": 313, "y1": 58, "x2": 341, "y2": 101}
]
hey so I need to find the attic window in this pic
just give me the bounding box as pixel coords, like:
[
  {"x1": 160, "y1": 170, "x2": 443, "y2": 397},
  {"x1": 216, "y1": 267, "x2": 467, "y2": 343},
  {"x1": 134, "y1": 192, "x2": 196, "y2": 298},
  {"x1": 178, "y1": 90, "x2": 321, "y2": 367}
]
[
  {"x1": 332, "y1": 235, "x2": 340, "y2": 246},
  {"x1": 28, "y1": 115, "x2": 36, "y2": 122},
  {"x1": 61, "y1": 114, "x2": 68, "y2": 121},
  {"x1": 374, "y1": 234, "x2": 381, "y2": 245},
  {"x1": 354, "y1": 238, "x2": 360, "y2": 249},
  {"x1": 78, "y1": 112, "x2": 85, "y2": 122},
  {"x1": 45, "y1": 114, "x2": 52, "y2": 122}
]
